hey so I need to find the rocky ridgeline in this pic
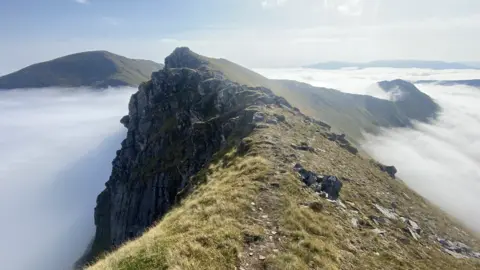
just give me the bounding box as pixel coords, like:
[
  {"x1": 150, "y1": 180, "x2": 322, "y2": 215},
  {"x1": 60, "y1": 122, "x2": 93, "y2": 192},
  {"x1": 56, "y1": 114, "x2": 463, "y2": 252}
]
[{"x1": 82, "y1": 48, "x2": 292, "y2": 263}]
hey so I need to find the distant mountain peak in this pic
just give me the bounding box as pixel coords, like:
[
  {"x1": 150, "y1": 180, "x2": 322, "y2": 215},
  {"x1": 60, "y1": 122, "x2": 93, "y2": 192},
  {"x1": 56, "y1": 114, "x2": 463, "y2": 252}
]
[
  {"x1": 0, "y1": 51, "x2": 163, "y2": 90},
  {"x1": 165, "y1": 47, "x2": 207, "y2": 69}
]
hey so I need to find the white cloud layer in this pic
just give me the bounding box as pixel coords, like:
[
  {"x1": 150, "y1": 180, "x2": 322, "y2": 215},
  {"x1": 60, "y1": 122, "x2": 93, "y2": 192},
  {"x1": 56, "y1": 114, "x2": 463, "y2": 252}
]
[
  {"x1": 0, "y1": 87, "x2": 134, "y2": 270},
  {"x1": 257, "y1": 67, "x2": 480, "y2": 232}
]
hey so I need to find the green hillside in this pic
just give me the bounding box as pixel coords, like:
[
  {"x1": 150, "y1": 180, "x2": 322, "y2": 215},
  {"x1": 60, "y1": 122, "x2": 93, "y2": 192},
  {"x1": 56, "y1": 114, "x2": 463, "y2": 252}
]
[{"x1": 0, "y1": 51, "x2": 163, "y2": 89}]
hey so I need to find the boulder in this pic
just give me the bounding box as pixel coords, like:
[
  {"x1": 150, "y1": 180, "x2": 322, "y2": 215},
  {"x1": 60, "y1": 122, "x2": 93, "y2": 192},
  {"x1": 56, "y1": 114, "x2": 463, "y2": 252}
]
[
  {"x1": 438, "y1": 238, "x2": 480, "y2": 259},
  {"x1": 320, "y1": 176, "x2": 343, "y2": 200},
  {"x1": 291, "y1": 142, "x2": 315, "y2": 152},
  {"x1": 375, "y1": 162, "x2": 398, "y2": 178}
]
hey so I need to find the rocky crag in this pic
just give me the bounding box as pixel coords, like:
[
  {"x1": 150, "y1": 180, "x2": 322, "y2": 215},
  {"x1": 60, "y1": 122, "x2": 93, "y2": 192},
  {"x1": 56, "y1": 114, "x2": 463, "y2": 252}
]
[
  {"x1": 83, "y1": 48, "x2": 480, "y2": 270},
  {"x1": 81, "y1": 48, "x2": 292, "y2": 263}
]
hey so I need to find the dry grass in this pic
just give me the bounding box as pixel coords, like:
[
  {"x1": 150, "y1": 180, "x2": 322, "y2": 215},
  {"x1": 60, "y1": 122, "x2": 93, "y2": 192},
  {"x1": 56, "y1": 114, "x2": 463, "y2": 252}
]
[{"x1": 88, "y1": 152, "x2": 272, "y2": 270}]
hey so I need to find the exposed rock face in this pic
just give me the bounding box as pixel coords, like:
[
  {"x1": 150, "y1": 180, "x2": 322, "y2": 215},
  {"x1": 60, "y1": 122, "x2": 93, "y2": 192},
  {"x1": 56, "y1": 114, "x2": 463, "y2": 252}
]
[{"x1": 83, "y1": 48, "x2": 291, "y2": 263}]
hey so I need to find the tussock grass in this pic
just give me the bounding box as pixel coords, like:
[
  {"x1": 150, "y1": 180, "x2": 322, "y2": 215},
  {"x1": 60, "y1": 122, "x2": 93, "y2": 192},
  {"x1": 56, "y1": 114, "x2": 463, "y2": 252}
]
[{"x1": 88, "y1": 153, "x2": 271, "y2": 270}]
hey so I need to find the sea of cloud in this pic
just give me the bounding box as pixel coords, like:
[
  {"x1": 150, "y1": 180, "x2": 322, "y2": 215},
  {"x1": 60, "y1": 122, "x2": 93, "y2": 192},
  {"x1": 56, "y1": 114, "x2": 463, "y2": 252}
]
[
  {"x1": 0, "y1": 87, "x2": 135, "y2": 270},
  {"x1": 257, "y1": 67, "x2": 480, "y2": 232}
]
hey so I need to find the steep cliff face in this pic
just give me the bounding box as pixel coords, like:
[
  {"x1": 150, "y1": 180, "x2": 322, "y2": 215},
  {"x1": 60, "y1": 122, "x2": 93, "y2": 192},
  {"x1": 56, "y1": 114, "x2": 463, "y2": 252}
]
[{"x1": 83, "y1": 48, "x2": 291, "y2": 262}]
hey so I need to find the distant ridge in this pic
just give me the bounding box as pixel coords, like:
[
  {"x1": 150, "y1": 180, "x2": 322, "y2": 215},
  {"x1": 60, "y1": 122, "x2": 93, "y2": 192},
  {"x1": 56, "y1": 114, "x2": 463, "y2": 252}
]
[
  {"x1": 0, "y1": 51, "x2": 163, "y2": 89},
  {"x1": 306, "y1": 60, "x2": 477, "y2": 70},
  {"x1": 416, "y1": 79, "x2": 480, "y2": 87}
]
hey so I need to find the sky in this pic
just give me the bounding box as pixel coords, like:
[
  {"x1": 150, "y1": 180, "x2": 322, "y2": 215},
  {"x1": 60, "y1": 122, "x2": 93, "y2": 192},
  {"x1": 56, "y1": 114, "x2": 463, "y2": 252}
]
[{"x1": 1, "y1": 0, "x2": 480, "y2": 73}]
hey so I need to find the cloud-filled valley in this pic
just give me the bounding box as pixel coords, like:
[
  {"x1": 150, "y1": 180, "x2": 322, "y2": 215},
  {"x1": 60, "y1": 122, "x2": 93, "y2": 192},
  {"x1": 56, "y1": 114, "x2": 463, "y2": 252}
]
[
  {"x1": 0, "y1": 88, "x2": 134, "y2": 270},
  {"x1": 257, "y1": 67, "x2": 480, "y2": 232}
]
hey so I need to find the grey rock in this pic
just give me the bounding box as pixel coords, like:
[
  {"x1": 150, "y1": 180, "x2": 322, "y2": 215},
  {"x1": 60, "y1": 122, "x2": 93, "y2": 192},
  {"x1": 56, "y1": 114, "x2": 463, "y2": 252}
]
[
  {"x1": 253, "y1": 112, "x2": 265, "y2": 122},
  {"x1": 120, "y1": 115, "x2": 130, "y2": 128},
  {"x1": 374, "y1": 204, "x2": 398, "y2": 220},
  {"x1": 274, "y1": 114, "x2": 286, "y2": 122},
  {"x1": 266, "y1": 118, "x2": 278, "y2": 125},
  {"x1": 291, "y1": 142, "x2": 315, "y2": 152},
  {"x1": 326, "y1": 132, "x2": 358, "y2": 155},
  {"x1": 83, "y1": 51, "x2": 292, "y2": 264},
  {"x1": 320, "y1": 175, "x2": 343, "y2": 200},
  {"x1": 375, "y1": 162, "x2": 398, "y2": 178},
  {"x1": 407, "y1": 219, "x2": 421, "y2": 233},
  {"x1": 372, "y1": 228, "x2": 386, "y2": 235},
  {"x1": 351, "y1": 218, "x2": 359, "y2": 228},
  {"x1": 438, "y1": 238, "x2": 480, "y2": 259}
]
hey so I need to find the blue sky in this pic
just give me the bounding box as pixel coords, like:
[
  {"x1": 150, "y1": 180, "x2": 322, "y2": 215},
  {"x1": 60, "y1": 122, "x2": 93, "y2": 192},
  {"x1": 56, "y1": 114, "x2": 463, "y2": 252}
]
[{"x1": 1, "y1": 0, "x2": 480, "y2": 74}]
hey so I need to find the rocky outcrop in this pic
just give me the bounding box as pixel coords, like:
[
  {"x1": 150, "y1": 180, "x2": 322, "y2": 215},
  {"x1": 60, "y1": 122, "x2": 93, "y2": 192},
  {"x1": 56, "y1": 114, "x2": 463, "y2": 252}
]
[
  {"x1": 82, "y1": 48, "x2": 291, "y2": 263},
  {"x1": 325, "y1": 133, "x2": 358, "y2": 155},
  {"x1": 373, "y1": 161, "x2": 398, "y2": 178},
  {"x1": 293, "y1": 163, "x2": 343, "y2": 200}
]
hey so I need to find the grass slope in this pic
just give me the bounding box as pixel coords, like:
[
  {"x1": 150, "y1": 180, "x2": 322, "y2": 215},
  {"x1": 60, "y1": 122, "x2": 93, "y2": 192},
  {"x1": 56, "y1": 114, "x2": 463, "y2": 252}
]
[
  {"x1": 0, "y1": 51, "x2": 163, "y2": 89},
  {"x1": 88, "y1": 105, "x2": 480, "y2": 270}
]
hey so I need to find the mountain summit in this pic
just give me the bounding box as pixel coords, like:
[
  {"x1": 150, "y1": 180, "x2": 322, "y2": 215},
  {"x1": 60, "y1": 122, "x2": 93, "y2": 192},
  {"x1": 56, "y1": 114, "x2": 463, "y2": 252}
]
[
  {"x1": 80, "y1": 48, "x2": 480, "y2": 270},
  {"x1": 0, "y1": 51, "x2": 163, "y2": 89}
]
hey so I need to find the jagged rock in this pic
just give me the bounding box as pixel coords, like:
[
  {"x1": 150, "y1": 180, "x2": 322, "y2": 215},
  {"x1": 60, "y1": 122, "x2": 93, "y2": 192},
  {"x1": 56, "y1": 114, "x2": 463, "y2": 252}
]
[
  {"x1": 375, "y1": 163, "x2": 398, "y2": 178},
  {"x1": 274, "y1": 114, "x2": 286, "y2": 122},
  {"x1": 293, "y1": 163, "x2": 320, "y2": 186},
  {"x1": 253, "y1": 112, "x2": 265, "y2": 122},
  {"x1": 291, "y1": 142, "x2": 315, "y2": 152},
  {"x1": 407, "y1": 219, "x2": 421, "y2": 233},
  {"x1": 320, "y1": 176, "x2": 343, "y2": 200},
  {"x1": 120, "y1": 115, "x2": 130, "y2": 128},
  {"x1": 164, "y1": 47, "x2": 207, "y2": 70},
  {"x1": 326, "y1": 132, "x2": 358, "y2": 155},
  {"x1": 370, "y1": 215, "x2": 388, "y2": 225},
  {"x1": 266, "y1": 118, "x2": 278, "y2": 125},
  {"x1": 374, "y1": 204, "x2": 398, "y2": 220},
  {"x1": 83, "y1": 51, "x2": 292, "y2": 263},
  {"x1": 372, "y1": 228, "x2": 386, "y2": 236},
  {"x1": 438, "y1": 238, "x2": 480, "y2": 258},
  {"x1": 293, "y1": 164, "x2": 342, "y2": 200}
]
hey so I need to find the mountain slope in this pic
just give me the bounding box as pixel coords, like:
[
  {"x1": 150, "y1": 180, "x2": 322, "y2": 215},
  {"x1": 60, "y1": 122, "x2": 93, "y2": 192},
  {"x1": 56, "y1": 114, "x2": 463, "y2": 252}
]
[
  {"x1": 306, "y1": 60, "x2": 477, "y2": 70},
  {"x1": 276, "y1": 79, "x2": 439, "y2": 140},
  {"x1": 83, "y1": 48, "x2": 480, "y2": 270},
  {"x1": 0, "y1": 51, "x2": 163, "y2": 89}
]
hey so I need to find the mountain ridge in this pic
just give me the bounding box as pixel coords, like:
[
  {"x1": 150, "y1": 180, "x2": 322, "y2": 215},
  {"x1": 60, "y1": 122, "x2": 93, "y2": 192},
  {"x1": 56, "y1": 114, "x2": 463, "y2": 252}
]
[
  {"x1": 161, "y1": 48, "x2": 440, "y2": 141},
  {"x1": 81, "y1": 47, "x2": 480, "y2": 270},
  {"x1": 0, "y1": 51, "x2": 163, "y2": 89},
  {"x1": 416, "y1": 79, "x2": 480, "y2": 87},
  {"x1": 306, "y1": 60, "x2": 478, "y2": 70}
]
